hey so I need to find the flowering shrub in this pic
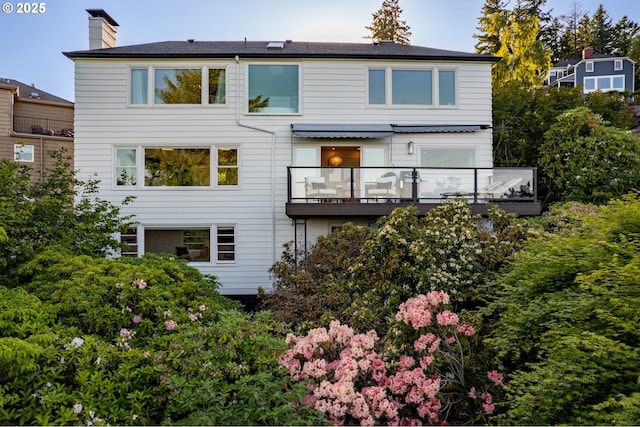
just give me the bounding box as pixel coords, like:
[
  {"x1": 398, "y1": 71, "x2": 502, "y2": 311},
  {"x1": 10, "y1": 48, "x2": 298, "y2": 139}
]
[
  {"x1": 1, "y1": 253, "x2": 326, "y2": 426},
  {"x1": 281, "y1": 291, "x2": 503, "y2": 425}
]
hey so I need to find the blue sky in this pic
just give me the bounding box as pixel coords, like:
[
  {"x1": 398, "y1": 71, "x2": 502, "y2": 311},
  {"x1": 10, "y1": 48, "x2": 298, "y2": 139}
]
[{"x1": 0, "y1": 0, "x2": 636, "y2": 102}]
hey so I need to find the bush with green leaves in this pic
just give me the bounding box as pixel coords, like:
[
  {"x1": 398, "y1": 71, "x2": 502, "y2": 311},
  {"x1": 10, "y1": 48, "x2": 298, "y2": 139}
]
[
  {"x1": 0, "y1": 253, "x2": 325, "y2": 426},
  {"x1": 540, "y1": 107, "x2": 640, "y2": 205},
  {"x1": 265, "y1": 201, "x2": 535, "y2": 335},
  {"x1": 484, "y1": 193, "x2": 640, "y2": 425},
  {"x1": 0, "y1": 150, "x2": 134, "y2": 276}
]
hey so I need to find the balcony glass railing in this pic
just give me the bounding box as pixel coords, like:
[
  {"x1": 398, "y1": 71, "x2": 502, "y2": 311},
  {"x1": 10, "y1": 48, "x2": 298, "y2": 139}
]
[
  {"x1": 287, "y1": 166, "x2": 537, "y2": 203},
  {"x1": 13, "y1": 115, "x2": 74, "y2": 137}
]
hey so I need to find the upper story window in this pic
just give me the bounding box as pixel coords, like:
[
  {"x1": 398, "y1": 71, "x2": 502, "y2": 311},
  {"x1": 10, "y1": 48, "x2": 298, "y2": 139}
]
[
  {"x1": 614, "y1": 59, "x2": 623, "y2": 71},
  {"x1": 248, "y1": 64, "x2": 299, "y2": 113},
  {"x1": 130, "y1": 67, "x2": 226, "y2": 105},
  {"x1": 585, "y1": 61, "x2": 594, "y2": 72},
  {"x1": 14, "y1": 144, "x2": 34, "y2": 162},
  {"x1": 368, "y1": 67, "x2": 456, "y2": 107}
]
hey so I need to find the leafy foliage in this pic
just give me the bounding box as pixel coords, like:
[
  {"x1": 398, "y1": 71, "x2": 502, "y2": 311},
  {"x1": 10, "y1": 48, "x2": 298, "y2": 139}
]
[
  {"x1": 0, "y1": 151, "x2": 134, "y2": 276},
  {"x1": 0, "y1": 253, "x2": 325, "y2": 426},
  {"x1": 484, "y1": 194, "x2": 640, "y2": 425},
  {"x1": 540, "y1": 107, "x2": 640, "y2": 204}
]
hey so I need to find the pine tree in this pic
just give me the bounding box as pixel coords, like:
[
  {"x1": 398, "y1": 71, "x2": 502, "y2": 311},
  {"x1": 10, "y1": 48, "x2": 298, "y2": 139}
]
[
  {"x1": 589, "y1": 5, "x2": 615, "y2": 54},
  {"x1": 364, "y1": 0, "x2": 412, "y2": 45},
  {"x1": 474, "y1": 0, "x2": 508, "y2": 54}
]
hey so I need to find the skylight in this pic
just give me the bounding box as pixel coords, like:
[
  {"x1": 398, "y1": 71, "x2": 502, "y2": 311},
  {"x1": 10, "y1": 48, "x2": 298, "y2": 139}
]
[{"x1": 266, "y1": 42, "x2": 284, "y2": 49}]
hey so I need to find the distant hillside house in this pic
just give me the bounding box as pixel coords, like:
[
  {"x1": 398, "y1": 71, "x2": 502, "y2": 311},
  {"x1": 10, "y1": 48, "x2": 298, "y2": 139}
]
[
  {"x1": 545, "y1": 47, "x2": 635, "y2": 95},
  {"x1": 64, "y1": 9, "x2": 540, "y2": 298},
  {"x1": 0, "y1": 78, "x2": 74, "y2": 174}
]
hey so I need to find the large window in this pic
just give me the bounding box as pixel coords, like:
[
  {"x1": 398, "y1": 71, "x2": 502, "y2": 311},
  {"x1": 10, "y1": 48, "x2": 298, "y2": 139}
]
[
  {"x1": 144, "y1": 228, "x2": 211, "y2": 262},
  {"x1": 14, "y1": 144, "x2": 34, "y2": 162},
  {"x1": 130, "y1": 67, "x2": 226, "y2": 105},
  {"x1": 392, "y1": 70, "x2": 432, "y2": 105},
  {"x1": 583, "y1": 75, "x2": 625, "y2": 93},
  {"x1": 368, "y1": 67, "x2": 456, "y2": 107},
  {"x1": 420, "y1": 148, "x2": 476, "y2": 167},
  {"x1": 145, "y1": 148, "x2": 210, "y2": 186},
  {"x1": 248, "y1": 64, "x2": 299, "y2": 113}
]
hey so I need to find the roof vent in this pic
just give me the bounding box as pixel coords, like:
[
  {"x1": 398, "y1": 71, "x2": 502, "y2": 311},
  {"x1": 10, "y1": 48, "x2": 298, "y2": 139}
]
[
  {"x1": 266, "y1": 41, "x2": 284, "y2": 49},
  {"x1": 187, "y1": 39, "x2": 194, "y2": 43}
]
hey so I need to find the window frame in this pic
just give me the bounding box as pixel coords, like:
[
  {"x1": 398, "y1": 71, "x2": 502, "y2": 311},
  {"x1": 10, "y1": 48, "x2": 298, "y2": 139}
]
[
  {"x1": 614, "y1": 59, "x2": 623, "y2": 71},
  {"x1": 367, "y1": 66, "x2": 457, "y2": 108},
  {"x1": 246, "y1": 63, "x2": 301, "y2": 115},
  {"x1": 216, "y1": 225, "x2": 236, "y2": 263},
  {"x1": 585, "y1": 61, "x2": 594, "y2": 72},
  {"x1": 114, "y1": 145, "x2": 241, "y2": 189},
  {"x1": 14, "y1": 144, "x2": 34, "y2": 162},
  {"x1": 583, "y1": 75, "x2": 625, "y2": 93},
  {"x1": 128, "y1": 65, "x2": 227, "y2": 107},
  {"x1": 216, "y1": 147, "x2": 240, "y2": 187}
]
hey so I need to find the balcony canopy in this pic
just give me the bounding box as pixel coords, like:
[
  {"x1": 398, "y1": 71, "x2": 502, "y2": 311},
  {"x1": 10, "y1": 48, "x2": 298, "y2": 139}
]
[
  {"x1": 291, "y1": 123, "x2": 488, "y2": 139},
  {"x1": 291, "y1": 123, "x2": 394, "y2": 139}
]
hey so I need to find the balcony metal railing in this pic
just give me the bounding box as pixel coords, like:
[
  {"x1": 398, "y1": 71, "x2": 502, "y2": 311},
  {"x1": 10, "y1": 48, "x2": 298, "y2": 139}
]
[
  {"x1": 13, "y1": 115, "x2": 74, "y2": 137},
  {"x1": 287, "y1": 166, "x2": 537, "y2": 204}
]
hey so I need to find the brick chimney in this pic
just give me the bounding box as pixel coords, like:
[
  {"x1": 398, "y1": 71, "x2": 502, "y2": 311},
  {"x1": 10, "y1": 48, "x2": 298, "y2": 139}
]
[
  {"x1": 87, "y1": 9, "x2": 118, "y2": 49},
  {"x1": 582, "y1": 46, "x2": 594, "y2": 60}
]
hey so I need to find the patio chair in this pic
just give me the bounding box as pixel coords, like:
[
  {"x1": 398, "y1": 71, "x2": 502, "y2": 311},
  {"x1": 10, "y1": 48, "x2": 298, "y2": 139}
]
[
  {"x1": 305, "y1": 176, "x2": 338, "y2": 200},
  {"x1": 367, "y1": 175, "x2": 398, "y2": 200}
]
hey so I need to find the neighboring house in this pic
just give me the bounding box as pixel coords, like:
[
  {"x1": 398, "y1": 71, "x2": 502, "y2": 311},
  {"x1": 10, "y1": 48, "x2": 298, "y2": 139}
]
[
  {"x1": 0, "y1": 78, "x2": 73, "y2": 174},
  {"x1": 545, "y1": 47, "x2": 635, "y2": 94},
  {"x1": 64, "y1": 10, "x2": 539, "y2": 298}
]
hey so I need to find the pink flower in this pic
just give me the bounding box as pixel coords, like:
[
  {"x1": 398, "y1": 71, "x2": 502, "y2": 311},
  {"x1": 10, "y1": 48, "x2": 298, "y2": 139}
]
[
  {"x1": 132, "y1": 278, "x2": 147, "y2": 289},
  {"x1": 487, "y1": 370, "x2": 504, "y2": 386},
  {"x1": 445, "y1": 335, "x2": 457, "y2": 344},
  {"x1": 132, "y1": 315, "x2": 142, "y2": 324},
  {"x1": 457, "y1": 324, "x2": 476, "y2": 336},
  {"x1": 164, "y1": 320, "x2": 178, "y2": 330},
  {"x1": 120, "y1": 328, "x2": 133, "y2": 338},
  {"x1": 436, "y1": 310, "x2": 459, "y2": 326},
  {"x1": 482, "y1": 402, "x2": 495, "y2": 414},
  {"x1": 468, "y1": 386, "x2": 477, "y2": 399},
  {"x1": 399, "y1": 356, "x2": 415, "y2": 369}
]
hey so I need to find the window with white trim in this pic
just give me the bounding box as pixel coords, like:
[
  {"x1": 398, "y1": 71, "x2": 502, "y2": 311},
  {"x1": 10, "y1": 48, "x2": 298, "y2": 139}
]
[
  {"x1": 248, "y1": 64, "x2": 299, "y2": 113},
  {"x1": 585, "y1": 61, "x2": 594, "y2": 72},
  {"x1": 144, "y1": 228, "x2": 211, "y2": 262},
  {"x1": 115, "y1": 146, "x2": 239, "y2": 187},
  {"x1": 129, "y1": 66, "x2": 226, "y2": 105},
  {"x1": 216, "y1": 226, "x2": 235, "y2": 262},
  {"x1": 614, "y1": 59, "x2": 623, "y2": 71},
  {"x1": 368, "y1": 67, "x2": 456, "y2": 107},
  {"x1": 14, "y1": 144, "x2": 34, "y2": 162},
  {"x1": 583, "y1": 75, "x2": 625, "y2": 93}
]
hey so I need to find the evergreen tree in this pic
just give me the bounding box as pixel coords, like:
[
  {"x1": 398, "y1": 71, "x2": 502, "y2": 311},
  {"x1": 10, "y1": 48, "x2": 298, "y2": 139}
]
[
  {"x1": 612, "y1": 16, "x2": 640, "y2": 56},
  {"x1": 588, "y1": 5, "x2": 615, "y2": 54},
  {"x1": 364, "y1": 0, "x2": 412, "y2": 45},
  {"x1": 475, "y1": 0, "x2": 508, "y2": 55}
]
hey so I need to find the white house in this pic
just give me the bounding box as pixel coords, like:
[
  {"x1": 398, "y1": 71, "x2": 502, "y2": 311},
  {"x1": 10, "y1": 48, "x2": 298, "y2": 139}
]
[{"x1": 64, "y1": 10, "x2": 539, "y2": 299}]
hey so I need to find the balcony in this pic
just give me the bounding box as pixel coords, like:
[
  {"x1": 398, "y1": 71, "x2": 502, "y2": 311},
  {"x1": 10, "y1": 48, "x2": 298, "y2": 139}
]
[
  {"x1": 13, "y1": 115, "x2": 74, "y2": 138},
  {"x1": 286, "y1": 166, "x2": 540, "y2": 218}
]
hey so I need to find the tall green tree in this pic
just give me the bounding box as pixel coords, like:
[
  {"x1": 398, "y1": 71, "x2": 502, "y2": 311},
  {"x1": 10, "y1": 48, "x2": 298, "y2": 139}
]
[
  {"x1": 588, "y1": 4, "x2": 615, "y2": 54},
  {"x1": 364, "y1": 0, "x2": 411, "y2": 45},
  {"x1": 475, "y1": 0, "x2": 508, "y2": 54},
  {"x1": 493, "y1": 14, "x2": 551, "y2": 88}
]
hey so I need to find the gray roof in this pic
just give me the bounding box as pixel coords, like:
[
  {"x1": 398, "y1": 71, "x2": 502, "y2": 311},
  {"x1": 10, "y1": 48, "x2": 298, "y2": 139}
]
[
  {"x1": 0, "y1": 78, "x2": 72, "y2": 104},
  {"x1": 64, "y1": 40, "x2": 499, "y2": 62}
]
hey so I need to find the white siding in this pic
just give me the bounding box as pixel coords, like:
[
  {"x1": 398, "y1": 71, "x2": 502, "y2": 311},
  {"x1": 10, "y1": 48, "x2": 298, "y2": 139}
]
[{"x1": 73, "y1": 56, "x2": 494, "y2": 295}]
